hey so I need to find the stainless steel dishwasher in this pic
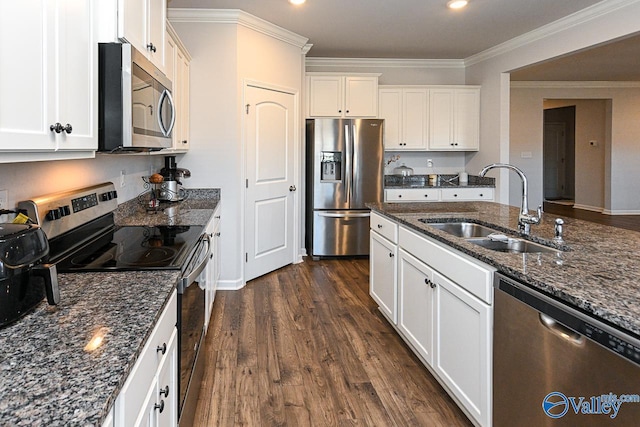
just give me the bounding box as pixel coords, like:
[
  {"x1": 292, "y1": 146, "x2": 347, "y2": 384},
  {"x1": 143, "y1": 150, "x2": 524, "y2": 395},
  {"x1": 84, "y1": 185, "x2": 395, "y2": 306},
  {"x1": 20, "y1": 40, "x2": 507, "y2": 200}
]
[{"x1": 493, "y1": 272, "x2": 640, "y2": 426}]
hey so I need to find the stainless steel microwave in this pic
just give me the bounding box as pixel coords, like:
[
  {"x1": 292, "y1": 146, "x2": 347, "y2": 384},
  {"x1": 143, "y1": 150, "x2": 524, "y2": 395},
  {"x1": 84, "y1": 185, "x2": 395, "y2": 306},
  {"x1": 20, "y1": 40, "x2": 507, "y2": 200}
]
[{"x1": 98, "y1": 43, "x2": 175, "y2": 152}]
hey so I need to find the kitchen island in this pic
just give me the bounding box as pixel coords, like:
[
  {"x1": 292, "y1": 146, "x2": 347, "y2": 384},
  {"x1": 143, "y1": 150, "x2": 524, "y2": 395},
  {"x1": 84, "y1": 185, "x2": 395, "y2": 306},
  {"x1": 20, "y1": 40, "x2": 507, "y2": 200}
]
[
  {"x1": 368, "y1": 201, "x2": 640, "y2": 337},
  {"x1": 0, "y1": 190, "x2": 219, "y2": 425}
]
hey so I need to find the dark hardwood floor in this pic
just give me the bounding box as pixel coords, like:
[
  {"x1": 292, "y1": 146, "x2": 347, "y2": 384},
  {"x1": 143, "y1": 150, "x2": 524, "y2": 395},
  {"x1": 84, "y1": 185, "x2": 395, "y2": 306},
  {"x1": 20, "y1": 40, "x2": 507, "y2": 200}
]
[
  {"x1": 543, "y1": 201, "x2": 640, "y2": 232},
  {"x1": 194, "y1": 258, "x2": 473, "y2": 426}
]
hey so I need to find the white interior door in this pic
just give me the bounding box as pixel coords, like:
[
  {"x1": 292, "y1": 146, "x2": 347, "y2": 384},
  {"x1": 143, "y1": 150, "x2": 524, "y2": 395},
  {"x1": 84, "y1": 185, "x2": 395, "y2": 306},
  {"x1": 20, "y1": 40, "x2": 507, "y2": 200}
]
[{"x1": 245, "y1": 85, "x2": 296, "y2": 281}]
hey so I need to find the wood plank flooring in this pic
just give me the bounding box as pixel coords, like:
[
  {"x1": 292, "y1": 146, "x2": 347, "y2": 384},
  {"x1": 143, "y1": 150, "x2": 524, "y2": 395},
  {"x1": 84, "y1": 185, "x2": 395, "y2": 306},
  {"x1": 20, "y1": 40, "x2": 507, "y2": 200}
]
[
  {"x1": 193, "y1": 259, "x2": 473, "y2": 427},
  {"x1": 544, "y1": 201, "x2": 640, "y2": 232}
]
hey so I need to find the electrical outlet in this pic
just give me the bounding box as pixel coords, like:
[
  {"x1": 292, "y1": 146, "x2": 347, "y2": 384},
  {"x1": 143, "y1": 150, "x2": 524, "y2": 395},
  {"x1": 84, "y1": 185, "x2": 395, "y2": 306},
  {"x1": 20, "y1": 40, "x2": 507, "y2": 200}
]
[
  {"x1": 0, "y1": 190, "x2": 7, "y2": 209},
  {"x1": 120, "y1": 170, "x2": 126, "y2": 188},
  {"x1": 427, "y1": 159, "x2": 434, "y2": 168}
]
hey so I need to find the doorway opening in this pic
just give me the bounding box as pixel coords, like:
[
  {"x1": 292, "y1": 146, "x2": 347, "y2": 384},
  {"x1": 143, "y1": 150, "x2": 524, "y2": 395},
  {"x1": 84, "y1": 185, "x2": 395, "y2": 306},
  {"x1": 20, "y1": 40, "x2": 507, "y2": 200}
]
[{"x1": 543, "y1": 106, "x2": 575, "y2": 206}]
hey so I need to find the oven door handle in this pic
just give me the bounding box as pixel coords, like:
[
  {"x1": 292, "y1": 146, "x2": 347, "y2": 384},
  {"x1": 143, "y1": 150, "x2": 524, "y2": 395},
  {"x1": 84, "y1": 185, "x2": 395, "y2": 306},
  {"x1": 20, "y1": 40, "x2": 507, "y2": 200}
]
[{"x1": 179, "y1": 233, "x2": 211, "y2": 290}]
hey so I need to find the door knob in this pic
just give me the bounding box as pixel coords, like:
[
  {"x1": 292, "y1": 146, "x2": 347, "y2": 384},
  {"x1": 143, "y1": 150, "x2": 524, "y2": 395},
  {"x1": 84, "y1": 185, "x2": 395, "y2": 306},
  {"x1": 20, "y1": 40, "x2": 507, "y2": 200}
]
[{"x1": 289, "y1": 185, "x2": 297, "y2": 192}]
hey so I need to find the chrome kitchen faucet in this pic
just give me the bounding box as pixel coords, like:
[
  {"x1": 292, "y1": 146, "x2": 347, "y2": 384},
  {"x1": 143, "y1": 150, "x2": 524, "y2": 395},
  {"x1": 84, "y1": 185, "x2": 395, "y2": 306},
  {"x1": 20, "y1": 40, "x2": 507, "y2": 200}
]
[{"x1": 479, "y1": 163, "x2": 542, "y2": 235}]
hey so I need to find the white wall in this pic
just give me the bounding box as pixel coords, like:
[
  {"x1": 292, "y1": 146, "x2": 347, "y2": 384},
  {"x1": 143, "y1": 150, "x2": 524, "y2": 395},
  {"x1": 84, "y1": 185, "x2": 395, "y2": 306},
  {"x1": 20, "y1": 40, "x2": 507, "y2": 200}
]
[
  {"x1": 0, "y1": 155, "x2": 163, "y2": 223},
  {"x1": 465, "y1": 1, "x2": 640, "y2": 208},
  {"x1": 171, "y1": 17, "x2": 304, "y2": 288}
]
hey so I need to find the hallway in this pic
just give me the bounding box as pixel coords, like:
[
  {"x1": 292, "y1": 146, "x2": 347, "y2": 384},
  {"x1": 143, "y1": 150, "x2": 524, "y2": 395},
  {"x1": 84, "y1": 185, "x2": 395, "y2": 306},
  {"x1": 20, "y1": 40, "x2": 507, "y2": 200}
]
[{"x1": 193, "y1": 258, "x2": 472, "y2": 426}]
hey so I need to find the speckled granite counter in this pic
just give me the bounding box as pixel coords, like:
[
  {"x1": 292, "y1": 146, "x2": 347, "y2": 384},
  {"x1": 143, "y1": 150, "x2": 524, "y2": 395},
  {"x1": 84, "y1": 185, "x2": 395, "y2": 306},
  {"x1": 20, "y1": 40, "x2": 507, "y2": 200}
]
[
  {"x1": 384, "y1": 174, "x2": 495, "y2": 189},
  {"x1": 0, "y1": 188, "x2": 219, "y2": 425},
  {"x1": 368, "y1": 201, "x2": 640, "y2": 338}
]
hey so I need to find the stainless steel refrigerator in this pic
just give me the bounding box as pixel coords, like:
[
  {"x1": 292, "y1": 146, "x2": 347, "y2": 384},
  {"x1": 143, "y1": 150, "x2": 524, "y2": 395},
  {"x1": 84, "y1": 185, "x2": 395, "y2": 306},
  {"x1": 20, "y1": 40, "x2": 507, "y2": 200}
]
[{"x1": 305, "y1": 118, "x2": 384, "y2": 257}]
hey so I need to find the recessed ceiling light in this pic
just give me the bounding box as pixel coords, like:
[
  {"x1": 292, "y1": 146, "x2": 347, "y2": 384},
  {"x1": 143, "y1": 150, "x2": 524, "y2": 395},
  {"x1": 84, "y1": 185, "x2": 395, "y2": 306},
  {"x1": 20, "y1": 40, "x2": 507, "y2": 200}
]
[
  {"x1": 447, "y1": 0, "x2": 468, "y2": 9},
  {"x1": 289, "y1": 0, "x2": 306, "y2": 5}
]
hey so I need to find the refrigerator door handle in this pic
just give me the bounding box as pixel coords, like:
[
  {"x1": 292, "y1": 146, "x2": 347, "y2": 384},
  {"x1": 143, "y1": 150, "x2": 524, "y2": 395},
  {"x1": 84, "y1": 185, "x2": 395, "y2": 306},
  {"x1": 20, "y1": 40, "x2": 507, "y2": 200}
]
[
  {"x1": 344, "y1": 124, "x2": 352, "y2": 206},
  {"x1": 317, "y1": 211, "x2": 371, "y2": 218}
]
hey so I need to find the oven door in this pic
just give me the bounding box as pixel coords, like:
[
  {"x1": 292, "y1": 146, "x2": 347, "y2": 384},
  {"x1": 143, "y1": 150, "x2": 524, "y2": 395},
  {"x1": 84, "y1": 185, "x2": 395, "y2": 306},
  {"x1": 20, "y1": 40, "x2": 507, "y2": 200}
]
[{"x1": 177, "y1": 233, "x2": 210, "y2": 425}]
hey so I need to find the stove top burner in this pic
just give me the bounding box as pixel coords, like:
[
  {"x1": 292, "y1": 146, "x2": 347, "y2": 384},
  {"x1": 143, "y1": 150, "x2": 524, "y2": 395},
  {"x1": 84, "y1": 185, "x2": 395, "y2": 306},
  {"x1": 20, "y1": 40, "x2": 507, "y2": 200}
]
[{"x1": 54, "y1": 222, "x2": 204, "y2": 272}]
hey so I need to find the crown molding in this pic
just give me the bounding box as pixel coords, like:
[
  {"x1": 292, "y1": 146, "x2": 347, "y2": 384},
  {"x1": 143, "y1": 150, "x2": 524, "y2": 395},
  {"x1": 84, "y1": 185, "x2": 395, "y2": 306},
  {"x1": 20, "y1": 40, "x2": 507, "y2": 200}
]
[
  {"x1": 511, "y1": 81, "x2": 640, "y2": 89},
  {"x1": 167, "y1": 8, "x2": 309, "y2": 49},
  {"x1": 305, "y1": 57, "x2": 465, "y2": 69},
  {"x1": 465, "y1": 0, "x2": 640, "y2": 67}
]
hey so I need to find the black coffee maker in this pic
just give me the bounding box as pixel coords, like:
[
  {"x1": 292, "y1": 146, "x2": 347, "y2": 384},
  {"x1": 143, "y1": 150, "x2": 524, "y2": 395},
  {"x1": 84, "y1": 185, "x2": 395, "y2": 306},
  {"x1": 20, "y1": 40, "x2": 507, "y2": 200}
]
[{"x1": 0, "y1": 223, "x2": 60, "y2": 327}]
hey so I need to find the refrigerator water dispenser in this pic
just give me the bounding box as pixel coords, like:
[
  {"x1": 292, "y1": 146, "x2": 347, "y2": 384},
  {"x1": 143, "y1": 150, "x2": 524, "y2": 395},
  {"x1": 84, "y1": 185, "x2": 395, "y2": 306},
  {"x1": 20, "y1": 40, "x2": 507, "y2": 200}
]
[{"x1": 321, "y1": 152, "x2": 342, "y2": 181}]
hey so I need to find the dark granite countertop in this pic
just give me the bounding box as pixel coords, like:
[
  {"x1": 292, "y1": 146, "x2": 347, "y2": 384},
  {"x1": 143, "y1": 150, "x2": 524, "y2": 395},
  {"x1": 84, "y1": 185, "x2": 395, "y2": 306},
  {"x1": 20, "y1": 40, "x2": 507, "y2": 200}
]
[
  {"x1": 384, "y1": 174, "x2": 495, "y2": 189},
  {"x1": 0, "y1": 189, "x2": 219, "y2": 425},
  {"x1": 368, "y1": 201, "x2": 640, "y2": 338}
]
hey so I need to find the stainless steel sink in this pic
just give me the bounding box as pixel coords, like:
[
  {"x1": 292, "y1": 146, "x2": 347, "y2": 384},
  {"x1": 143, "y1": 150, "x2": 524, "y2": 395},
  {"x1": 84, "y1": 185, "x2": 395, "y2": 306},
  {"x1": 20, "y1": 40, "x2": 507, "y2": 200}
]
[
  {"x1": 466, "y1": 237, "x2": 559, "y2": 254},
  {"x1": 425, "y1": 222, "x2": 499, "y2": 238}
]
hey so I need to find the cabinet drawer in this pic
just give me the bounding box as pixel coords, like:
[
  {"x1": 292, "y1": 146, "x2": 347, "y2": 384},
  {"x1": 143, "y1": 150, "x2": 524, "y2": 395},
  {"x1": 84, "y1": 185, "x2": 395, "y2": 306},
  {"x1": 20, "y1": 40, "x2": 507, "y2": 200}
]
[
  {"x1": 385, "y1": 188, "x2": 439, "y2": 202},
  {"x1": 116, "y1": 291, "x2": 177, "y2": 426},
  {"x1": 370, "y1": 211, "x2": 398, "y2": 243},
  {"x1": 399, "y1": 226, "x2": 494, "y2": 304},
  {"x1": 441, "y1": 188, "x2": 493, "y2": 201}
]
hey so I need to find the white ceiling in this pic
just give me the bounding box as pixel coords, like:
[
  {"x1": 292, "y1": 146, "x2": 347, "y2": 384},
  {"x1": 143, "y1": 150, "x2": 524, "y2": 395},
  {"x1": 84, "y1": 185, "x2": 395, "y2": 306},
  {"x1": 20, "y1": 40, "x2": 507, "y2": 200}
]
[{"x1": 167, "y1": 0, "x2": 640, "y2": 81}]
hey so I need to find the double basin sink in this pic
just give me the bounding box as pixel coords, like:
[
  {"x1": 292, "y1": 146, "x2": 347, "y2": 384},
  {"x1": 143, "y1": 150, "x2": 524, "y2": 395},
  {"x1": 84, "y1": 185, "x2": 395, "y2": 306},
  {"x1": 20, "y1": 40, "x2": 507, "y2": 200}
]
[{"x1": 422, "y1": 221, "x2": 560, "y2": 254}]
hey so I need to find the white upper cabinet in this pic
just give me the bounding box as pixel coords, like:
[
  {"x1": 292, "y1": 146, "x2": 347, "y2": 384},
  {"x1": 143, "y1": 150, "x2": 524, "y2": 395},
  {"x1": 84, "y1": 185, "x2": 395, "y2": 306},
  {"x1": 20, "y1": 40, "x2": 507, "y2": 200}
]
[
  {"x1": 165, "y1": 23, "x2": 191, "y2": 152},
  {"x1": 0, "y1": 0, "x2": 98, "y2": 162},
  {"x1": 379, "y1": 87, "x2": 428, "y2": 150},
  {"x1": 118, "y1": 0, "x2": 166, "y2": 71},
  {"x1": 428, "y1": 87, "x2": 480, "y2": 151},
  {"x1": 307, "y1": 73, "x2": 379, "y2": 118}
]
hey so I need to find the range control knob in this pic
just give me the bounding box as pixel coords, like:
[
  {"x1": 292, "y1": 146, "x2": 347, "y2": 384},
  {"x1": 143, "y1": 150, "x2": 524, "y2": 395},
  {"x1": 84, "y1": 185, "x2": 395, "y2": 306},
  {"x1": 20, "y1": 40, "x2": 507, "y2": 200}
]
[
  {"x1": 110, "y1": 190, "x2": 118, "y2": 199},
  {"x1": 46, "y1": 208, "x2": 62, "y2": 221},
  {"x1": 100, "y1": 192, "x2": 110, "y2": 201},
  {"x1": 60, "y1": 205, "x2": 71, "y2": 217}
]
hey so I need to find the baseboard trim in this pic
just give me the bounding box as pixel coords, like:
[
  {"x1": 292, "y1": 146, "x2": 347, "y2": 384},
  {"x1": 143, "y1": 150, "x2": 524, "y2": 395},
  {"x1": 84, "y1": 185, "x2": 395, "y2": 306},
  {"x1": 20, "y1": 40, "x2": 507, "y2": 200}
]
[
  {"x1": 573, "y1": 204, "x2": 603, "y2": 213},
  {"x1": 217, "y1": 278, "x2": 245, "y2": 290},
  {"x1": 602, "y1": 209, "x2": 640, "y2": 215}
]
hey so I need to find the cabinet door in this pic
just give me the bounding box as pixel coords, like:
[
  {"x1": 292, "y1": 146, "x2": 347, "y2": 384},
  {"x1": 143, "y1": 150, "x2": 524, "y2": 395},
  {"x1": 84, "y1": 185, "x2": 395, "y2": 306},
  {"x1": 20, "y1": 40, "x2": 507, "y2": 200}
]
[
  {"x1": 308, "y1": 75, "x2": 343, "y2": 117},
  {"x1": 402, "y1": 89, "x2": 428, "y2": 150},
  {"x1": 0, "y1": 2, "x2": 55, "y2": 151},
  {"x1": 147, "y1": 0, "x2": 166, "y2": 67},
  {"x1": 118, "y1": 0, "x2": 147, "y2": 54},
  {"x1": 434, "y1": 271, "x2": 491, "y2": 427},
  {"x1": 57, "y1": 0, "x2": 98, "y2": 151},
  {"x1": 344, "y1": 76, "x2": 377, "y2": 117},
  {"x1": 370, "y1": 231, "x2": 397, "y2": 324},
  {"x1": 398, "y1": 250, "x2": 435, "y2": 365},
  {"x1": 428, "y1": 88, "x2": 454, "y2": 150},
  {"x1": 378, "y1": 89, "x2": 402, "y2": 149},
  {"x1": 176, "y1": 49, "x2": 190, "y2": 150},
  {"x1": 454, "y1": 88, "x2": 480, "y2": 150}
]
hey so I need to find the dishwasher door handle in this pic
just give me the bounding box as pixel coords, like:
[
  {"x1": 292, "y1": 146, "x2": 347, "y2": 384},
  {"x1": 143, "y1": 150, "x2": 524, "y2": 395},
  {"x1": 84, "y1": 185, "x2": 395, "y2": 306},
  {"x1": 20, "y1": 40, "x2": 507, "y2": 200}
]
[{"x1": 539, "y1": 313, "x2": 586, "y2": 346}]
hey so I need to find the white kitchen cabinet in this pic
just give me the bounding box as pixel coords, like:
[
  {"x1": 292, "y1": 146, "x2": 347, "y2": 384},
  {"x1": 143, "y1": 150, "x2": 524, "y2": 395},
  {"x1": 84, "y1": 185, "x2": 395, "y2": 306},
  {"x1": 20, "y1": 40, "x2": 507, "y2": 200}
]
[
  {"x1": 385, "y1": 187, "x2": 493, "y2": 203},
  {"x1": 433, "y1": 271, "x2": 491, "y2": 427},
  {"x1": 378, "y1": 87, "x2": 428, "y2": 150},
  {"x1": 307, "y1": 74, "x2": 379, "y2": 118},
  {"x1": 398, "y1": 249, "x2": 435, "y2": 365},
  {"x1": 165, "y1": 23, "x2": 191, "y2": 152},
  {"x1": 114, "y1": 291, "x2": 177, "y2": 427},
  {"x1": 117, "y1": 0, "x2": 166, "y2": 70},
  {"x1": 0, "y1": 1, "x2": 98, "y2": 162},
  {"x1": 369, "y1": 213, "x2": 398, "y2": 324},
  {"x1": 428, "y1": 87, "x2": 480, "y2": 151},
  {"x1": 204, "y1": 205, "x2": 221, "y2": 331},
  {"x1": 440, "y1": 187, "x2": 494, "y2": 201}
]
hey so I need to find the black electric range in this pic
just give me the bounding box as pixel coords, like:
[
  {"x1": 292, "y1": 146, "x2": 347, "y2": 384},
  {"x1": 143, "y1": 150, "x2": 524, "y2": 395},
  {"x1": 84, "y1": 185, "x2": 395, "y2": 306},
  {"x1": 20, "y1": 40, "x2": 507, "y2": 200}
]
[{"x1": 51, "y1": 215, "x2": 203, "y2": 272}]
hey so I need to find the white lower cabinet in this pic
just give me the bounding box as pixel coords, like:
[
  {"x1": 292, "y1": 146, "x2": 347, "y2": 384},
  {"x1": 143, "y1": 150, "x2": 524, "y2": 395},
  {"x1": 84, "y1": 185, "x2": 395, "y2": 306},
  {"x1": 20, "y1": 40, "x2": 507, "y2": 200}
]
[
  {"x1": 370, "y1": 227, "x2": 398, "y2": 324},
  {"x1": 204, "y1": 205, "x2": 221, "y2": 330},
  {"x1": 398, "y1": 249, "x2": 435, "y2": 365},
  {"x1": 385, "y1": 187, "x2": 494, "y2": 203},
  {"x1": 114, "y1": 291, "x2": 177, "y2": 427},
  {"x1": 370, "y1": 215, "x2": 494, "y2": 427},
  {"x1": 433, "y1": 271, "x2": 491, "y2": 427}
]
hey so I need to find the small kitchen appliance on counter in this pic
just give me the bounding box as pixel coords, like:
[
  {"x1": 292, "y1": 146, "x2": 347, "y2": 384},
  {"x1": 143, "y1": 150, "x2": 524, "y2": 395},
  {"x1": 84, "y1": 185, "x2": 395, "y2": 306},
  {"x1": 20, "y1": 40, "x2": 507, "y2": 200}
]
[
  {"x1": 158, "y1": 156, "x2": 191, "y2": 202},
  {"x1": 0, "y1": 223, "x2": 59, "y2": 327}
]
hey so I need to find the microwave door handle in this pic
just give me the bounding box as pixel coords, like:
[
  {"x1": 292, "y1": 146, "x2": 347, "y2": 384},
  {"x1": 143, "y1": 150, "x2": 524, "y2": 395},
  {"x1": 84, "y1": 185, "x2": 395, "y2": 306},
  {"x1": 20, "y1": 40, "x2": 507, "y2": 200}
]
[
  {"x1": 179, "y1": 233, "x2": 211, "y2": 290},
  {"x1": 158, "y1": 89, "x2": 176, "y2": 137}
]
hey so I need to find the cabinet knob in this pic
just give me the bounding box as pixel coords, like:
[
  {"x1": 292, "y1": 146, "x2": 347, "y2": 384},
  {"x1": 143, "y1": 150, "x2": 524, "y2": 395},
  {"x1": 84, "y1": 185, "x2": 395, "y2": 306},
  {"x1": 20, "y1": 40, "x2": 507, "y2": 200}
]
[
  {"x1": 289, "y1": 185, "x2": 297, "y2": 192},
  {"x1": 160, "y1": 385, "x2": 170, "y2": 397},
  {"x1": 479, "y1": 193, "x2": 483, "y2": 197},
  {"x1": 425, "y1": 278, "x2": 436, "y2": 289},
  {"x1": 63, "y1": 123, "x2": 72, "y2": 134},
  {"x1": 156, "y1": 343, "x2": 167, "y2": 355},
  {"x1": 182, "y1": 140, "x2": 188, "y2": 144},
  {"x1": 215, "y1": 232, "x2": 221, "y2": 237},
  {"x1": 453, "y1": 194, "x2": 458, "y2": 197},
  {"x1": 389, "y1": 252, "x2": 394, "y2": 258},
  {"x1": 147, "y1": 43, "x2": 157, "y2": 53},
  {"x1": 377, "y1": 224, "x2": 382, "y2": 228},
  {"x1": 154, "y1": 400, "x2": 165, "y2": 413},
  {"x1": 50, "y1": 123, "x2": 64, "y2": 133},
  {"x1": 398, "y1": 194, "x2": 402, "y2": 198},
  {"x1": 424, "y1": 194, "x2": 429, "y2": 198},
  {"x1": 338, "y1": 110, "x2": 342, "y2": 113},
  {"x1": 346, "y1": 110, "x2": 349, "y2": 113}
]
